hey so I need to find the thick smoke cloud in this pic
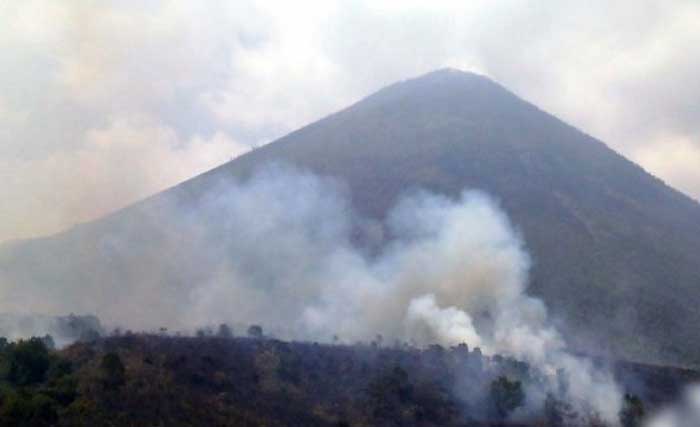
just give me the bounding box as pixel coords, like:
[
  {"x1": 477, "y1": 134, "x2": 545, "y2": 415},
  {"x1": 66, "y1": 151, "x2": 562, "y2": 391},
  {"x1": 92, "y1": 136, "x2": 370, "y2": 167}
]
[
  {"x1": 0, "y1": 164, "x2": 622, "y2": 423},
  {"x1": 2, "y1": 1, "x2": 699, "y2": 242}
]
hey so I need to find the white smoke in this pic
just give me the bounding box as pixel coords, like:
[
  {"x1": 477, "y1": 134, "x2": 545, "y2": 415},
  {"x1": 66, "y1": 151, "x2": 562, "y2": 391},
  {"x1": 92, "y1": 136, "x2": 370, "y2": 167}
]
[
  {"x1": 180, "y1": 165, "x2": 622, "y2": 423},
  {"x1": 405, "y1": 294, "x2": 483, "y2": 349},
  {"x1": 645, "y1": 385, "x2": 700, "y2": 427},
  {"x1": 0, "y1": 164, "x2": 622, "y2": 423}
]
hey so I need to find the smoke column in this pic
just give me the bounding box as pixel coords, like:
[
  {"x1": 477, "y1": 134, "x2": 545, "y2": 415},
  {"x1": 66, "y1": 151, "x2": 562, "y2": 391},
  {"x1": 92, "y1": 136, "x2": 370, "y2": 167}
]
[
  {"x1": 181, "y1": 165, "x2": 622, "y2": 423},
  {"x1": 0, "y1": 164, "x2": 622, "y2": 423}
]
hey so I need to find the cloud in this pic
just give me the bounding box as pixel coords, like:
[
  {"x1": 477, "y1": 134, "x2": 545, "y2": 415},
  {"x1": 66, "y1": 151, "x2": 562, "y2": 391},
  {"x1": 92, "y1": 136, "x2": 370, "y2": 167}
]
[
  {"x1": 633, "y1": 135, "x2": 700, "y2": 200},
  {"x1": 0, "y1": 118, "x2": 248, "y2": 242},
  {"x1": 1, "y1": 0, "x2": 698, "y2": 241}
]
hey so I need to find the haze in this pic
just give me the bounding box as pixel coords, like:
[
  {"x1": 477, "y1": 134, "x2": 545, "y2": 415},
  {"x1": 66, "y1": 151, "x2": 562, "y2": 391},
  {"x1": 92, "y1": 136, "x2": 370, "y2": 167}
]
[{"x1": 1, "y1": 0, "x2": 699, "y2": 243}]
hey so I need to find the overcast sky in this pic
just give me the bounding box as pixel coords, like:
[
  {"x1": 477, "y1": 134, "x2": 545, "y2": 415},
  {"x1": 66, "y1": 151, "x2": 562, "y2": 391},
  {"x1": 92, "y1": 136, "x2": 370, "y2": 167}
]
[{"x1": 1, "y1": 0, "x2": 699, "y2": 243}]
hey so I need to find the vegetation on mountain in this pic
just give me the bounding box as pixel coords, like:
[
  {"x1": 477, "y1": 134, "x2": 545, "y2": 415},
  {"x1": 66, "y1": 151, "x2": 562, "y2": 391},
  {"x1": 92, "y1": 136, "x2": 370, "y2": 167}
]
[{"x1": 0, "y1": 331, "x2": 695, "y2": 426}]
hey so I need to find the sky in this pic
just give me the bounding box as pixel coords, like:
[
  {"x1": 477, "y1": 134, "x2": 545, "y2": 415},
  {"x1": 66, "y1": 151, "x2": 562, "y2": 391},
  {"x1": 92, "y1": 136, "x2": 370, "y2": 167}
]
[{"x1": 1, "y1": 0, "x2": 699, "y2": 243}]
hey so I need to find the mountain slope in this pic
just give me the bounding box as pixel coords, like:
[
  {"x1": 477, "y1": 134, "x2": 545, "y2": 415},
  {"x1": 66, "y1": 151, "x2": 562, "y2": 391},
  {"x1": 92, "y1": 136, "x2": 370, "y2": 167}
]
[{"x1": 2, "y1": 69, "x2": 700, "y2": 365}]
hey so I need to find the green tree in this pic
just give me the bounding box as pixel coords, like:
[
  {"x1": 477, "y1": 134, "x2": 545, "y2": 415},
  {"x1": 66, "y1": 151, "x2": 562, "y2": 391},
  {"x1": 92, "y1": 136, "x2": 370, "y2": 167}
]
[
  {"x1": 490, "y1": 376, "x2": 524, "y2": 419},
  {"x1": 217, "y1": 323, "x2": 233, "y2": 338},
  {"x1": 40, "y1": 335, "x2": 55, "y2": 350},
  {"x1": 0, "y1": 390, "x2": 58, "y2": 426},
  {"x1": 7, "y1": 338, "x2": 51, "y2": 386},
  {"x1": 100, "y1": 352, "x2": 125, "y2": 390}
]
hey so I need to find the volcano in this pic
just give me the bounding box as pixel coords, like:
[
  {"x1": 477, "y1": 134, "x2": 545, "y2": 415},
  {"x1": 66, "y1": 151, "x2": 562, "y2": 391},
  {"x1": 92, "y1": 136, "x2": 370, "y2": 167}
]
[{"x1": 2, "y1": 69, "x2": 699, "y2": 366}]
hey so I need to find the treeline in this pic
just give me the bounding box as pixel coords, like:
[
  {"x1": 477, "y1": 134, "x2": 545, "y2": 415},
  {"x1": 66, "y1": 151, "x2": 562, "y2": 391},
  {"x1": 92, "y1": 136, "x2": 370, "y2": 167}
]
[
  {"x1": 0, "y1": 314, "x2": 103, "y2": 347},
  {"x1": 0, "y1": 330, "x2": 663, "y2": 426},
  {"x1": 0, "y1": 337, "x2": 78, "y2": 425}
]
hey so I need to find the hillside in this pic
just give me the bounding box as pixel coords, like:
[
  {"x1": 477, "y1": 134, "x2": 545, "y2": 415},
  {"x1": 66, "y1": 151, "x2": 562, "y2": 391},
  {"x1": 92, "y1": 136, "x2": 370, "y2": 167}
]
[
  {"x1": 0, "y1": 333, "x2": 694, "y2": 426},
  {"x1": 1, "y1": 69, "x2": 700, "y2": 366}
]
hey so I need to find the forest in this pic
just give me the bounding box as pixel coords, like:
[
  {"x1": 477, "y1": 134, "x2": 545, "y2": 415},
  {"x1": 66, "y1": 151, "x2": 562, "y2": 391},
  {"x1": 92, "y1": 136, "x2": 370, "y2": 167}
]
[{"x1": 0, "y1": 325, "x2": 695, "y2": 427}]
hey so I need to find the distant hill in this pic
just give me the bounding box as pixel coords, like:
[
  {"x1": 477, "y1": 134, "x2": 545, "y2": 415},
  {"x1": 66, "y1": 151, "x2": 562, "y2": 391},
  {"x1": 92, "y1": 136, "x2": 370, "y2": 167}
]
[{"x1": 2, "y1": 69, "x2": 700, "y2": 366}]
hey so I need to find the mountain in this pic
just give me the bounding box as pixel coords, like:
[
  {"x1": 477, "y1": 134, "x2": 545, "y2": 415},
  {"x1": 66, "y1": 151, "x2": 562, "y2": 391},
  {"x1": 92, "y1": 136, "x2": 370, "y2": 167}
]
[{"x1": 2, "y1": 69, "x2": 700, "y2": 366}]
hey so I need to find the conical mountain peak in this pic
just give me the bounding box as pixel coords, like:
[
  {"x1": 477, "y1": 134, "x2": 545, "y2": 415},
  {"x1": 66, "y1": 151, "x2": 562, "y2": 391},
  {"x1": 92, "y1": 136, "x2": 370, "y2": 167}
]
[
  {"x1": 351, "y1": 68, "x2": 516, "y2": 115},
  {"x1": 3, "y1": 71, "x2": 700, "y2": 367}
]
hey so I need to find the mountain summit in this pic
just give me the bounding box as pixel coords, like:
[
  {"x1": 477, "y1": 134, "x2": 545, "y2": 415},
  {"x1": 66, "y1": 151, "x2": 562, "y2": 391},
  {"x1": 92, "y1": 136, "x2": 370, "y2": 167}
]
[{"x1": 2, "y1": 69, "x2": 700, "y2": 365}]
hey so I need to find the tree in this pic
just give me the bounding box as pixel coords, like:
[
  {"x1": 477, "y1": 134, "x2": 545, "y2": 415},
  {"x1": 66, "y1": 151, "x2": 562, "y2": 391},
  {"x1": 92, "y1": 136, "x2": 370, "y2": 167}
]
[
  {"x1": 366, "y1": 366, "x2": 413, "y2": 422},
  {"x1": 196, "y1": 327, "x2": 213, "y2": 338},
  {"x1": 41, "y1": 335, "x2": 55, "y2": 350},
  {"x1": 79, "y1": 329, "x2": 101, "y2": 343},
  {"x1": 620, "y1": 394, "x2": 645, "y2": 427},
  {"x1": 543, "y1": 393, "x2": 580, "y2": 426},
  {"x1": 490, "y1": 376, "x2": 524, "y2": 419},
  {"x1": 100, "y1": 352, "x2": 125, "y2": 389},
  {"x1": 217, "y1": 323, "x2": 233, "y2": 338},
  {"x1": 0, "y1": 390, "x2": 59, "y2": 426},
  {"x1": 7, "y1": 338, "x2": 51, "y2": 386},
  {"x1": 247, "y1": 325, "x2": 264, "y2": 339}
]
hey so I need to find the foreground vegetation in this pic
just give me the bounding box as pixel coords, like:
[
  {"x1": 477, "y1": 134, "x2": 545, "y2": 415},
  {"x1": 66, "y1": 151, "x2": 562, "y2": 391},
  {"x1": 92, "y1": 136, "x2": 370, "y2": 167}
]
[{"x1": 0, "y1": 330, "x2": 696, "y2": 426}]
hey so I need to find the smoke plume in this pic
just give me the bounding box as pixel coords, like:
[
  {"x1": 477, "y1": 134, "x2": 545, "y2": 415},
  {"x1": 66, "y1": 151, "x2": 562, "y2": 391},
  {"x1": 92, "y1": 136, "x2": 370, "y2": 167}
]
[{"x1": 0, "y1": 164, "x2": 622, "y2": 422}]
